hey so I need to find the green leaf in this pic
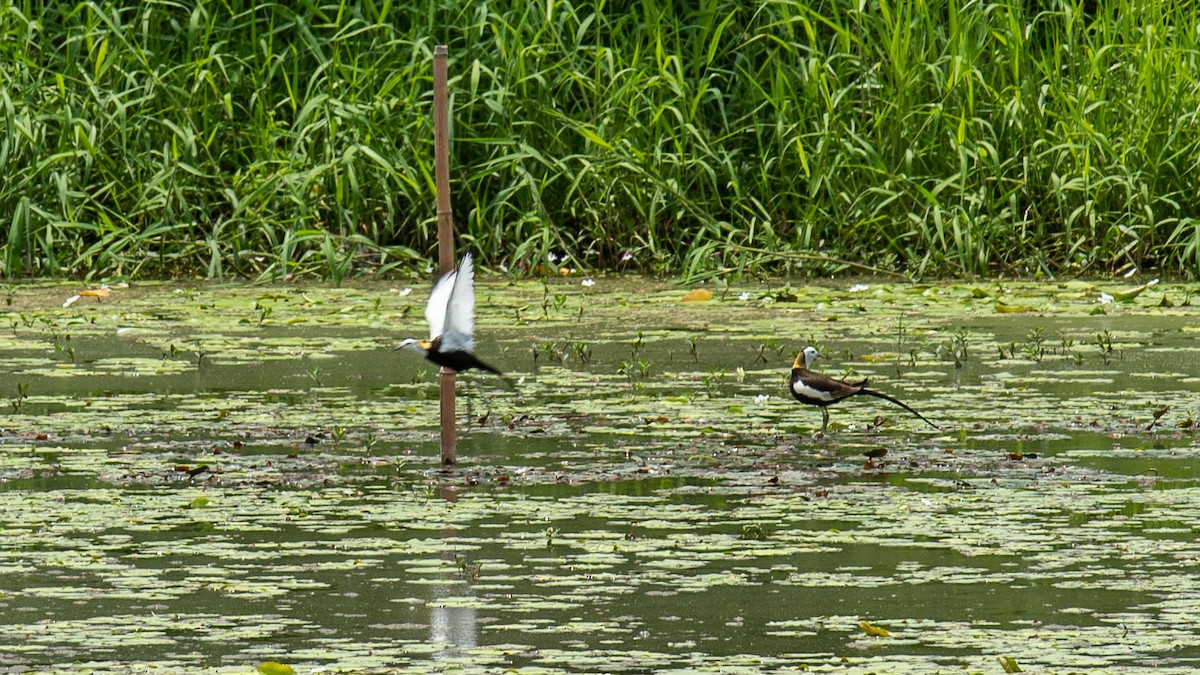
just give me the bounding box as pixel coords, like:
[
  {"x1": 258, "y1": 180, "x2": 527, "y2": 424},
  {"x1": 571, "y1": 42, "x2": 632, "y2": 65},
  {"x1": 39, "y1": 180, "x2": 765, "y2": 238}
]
[{"x1": 997, "y1": 656, "x2": 1023, "y2": 673}]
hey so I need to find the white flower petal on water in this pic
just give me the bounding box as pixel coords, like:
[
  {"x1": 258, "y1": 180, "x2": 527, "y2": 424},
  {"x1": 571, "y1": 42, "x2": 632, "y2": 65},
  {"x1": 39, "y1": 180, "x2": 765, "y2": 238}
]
[
  {"x1": 62, "y1": 294, "x2": 81, "y2": 308},
  {"x1": 738, "y1": 292, "x2": 750, "y2": 301},
  {"x1": 581, "y1": 279, "x2": 595, "y2": 287},
  {"x1": 1098, "y1": 293, "x2": 1113, "y2": 304},
  {"x1": 397, "y1": 287, "x2": 413, "y2": 297},
  {"x1": 849, "y1": 284, "x2": 870, "y2": 292}
]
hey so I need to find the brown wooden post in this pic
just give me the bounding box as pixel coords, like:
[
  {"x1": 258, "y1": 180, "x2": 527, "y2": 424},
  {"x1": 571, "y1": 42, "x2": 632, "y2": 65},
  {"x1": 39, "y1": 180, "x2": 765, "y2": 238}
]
[{"x1": 432, "y1": 45, "x2": 457, "y2": 467}]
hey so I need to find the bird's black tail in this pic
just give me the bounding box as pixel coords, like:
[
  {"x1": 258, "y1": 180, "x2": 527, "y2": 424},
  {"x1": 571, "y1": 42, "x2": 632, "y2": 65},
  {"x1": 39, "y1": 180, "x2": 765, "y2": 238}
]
[
  {"x1": 859, "y1": 389, "x2": 939, "y2": 430},
  {"x1": 473, "y1": 357, "x2": 517, "y2": 389}
]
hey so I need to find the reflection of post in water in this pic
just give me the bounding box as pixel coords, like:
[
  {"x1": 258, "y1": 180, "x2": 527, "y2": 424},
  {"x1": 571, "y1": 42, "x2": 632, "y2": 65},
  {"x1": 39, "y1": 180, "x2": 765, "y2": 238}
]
[{"x1": 429, "y1": 483, "x2": 477, "y2": 653}]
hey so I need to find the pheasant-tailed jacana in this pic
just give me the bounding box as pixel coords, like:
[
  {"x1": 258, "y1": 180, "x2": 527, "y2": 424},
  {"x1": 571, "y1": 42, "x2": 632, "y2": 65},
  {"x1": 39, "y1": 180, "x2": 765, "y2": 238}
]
[
  {"x1": 790, "y1": 346, "x2": 937, "y2": 433},
  {"x1": 398, "y1": 253, "x2": 508, "y2": 381}
]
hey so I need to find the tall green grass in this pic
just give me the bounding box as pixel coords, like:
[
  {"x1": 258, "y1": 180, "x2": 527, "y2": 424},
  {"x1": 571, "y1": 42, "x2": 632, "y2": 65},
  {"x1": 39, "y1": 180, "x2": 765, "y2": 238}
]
[{"x1": 2, "y1": 0, "x2": 1199, "y2": 281}]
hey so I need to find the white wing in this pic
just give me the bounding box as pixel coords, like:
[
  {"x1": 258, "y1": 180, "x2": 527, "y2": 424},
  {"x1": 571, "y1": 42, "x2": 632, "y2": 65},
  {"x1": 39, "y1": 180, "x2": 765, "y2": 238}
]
[
  {"x1": 439, "y1": 253, "x2": 476, "y2": 352},
  {"x1": 425, "y1": 266, "x2": 457, "y2": 340}
]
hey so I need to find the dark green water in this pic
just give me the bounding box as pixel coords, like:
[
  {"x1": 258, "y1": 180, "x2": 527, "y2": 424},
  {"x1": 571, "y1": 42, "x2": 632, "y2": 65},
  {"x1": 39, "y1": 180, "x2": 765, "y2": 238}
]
[{"x1": 1, "y1": 279, "x2": 1199, "y2": 673}]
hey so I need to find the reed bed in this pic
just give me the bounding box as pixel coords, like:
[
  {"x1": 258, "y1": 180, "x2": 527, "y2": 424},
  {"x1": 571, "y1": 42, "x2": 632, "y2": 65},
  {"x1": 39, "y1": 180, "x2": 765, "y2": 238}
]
[{"x1": 2, "y1": 0, "x2": 1198, "y2": 281}]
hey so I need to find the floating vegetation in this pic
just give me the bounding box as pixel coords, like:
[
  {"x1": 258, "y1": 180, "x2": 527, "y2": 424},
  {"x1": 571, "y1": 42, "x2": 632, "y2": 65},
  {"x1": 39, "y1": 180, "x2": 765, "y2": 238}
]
[{"x1": 1, "y1": 279, "x2": 1199, "y2": 671}]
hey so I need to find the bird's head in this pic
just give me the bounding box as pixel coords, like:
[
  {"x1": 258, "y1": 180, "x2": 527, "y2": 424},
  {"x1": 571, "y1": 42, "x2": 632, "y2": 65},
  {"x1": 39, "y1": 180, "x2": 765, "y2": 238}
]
[
  {"x1": 795, "y1": 345, "x2": 822, "y2": 369},
  {"x1": 396, "y1": 337, "x2": 432, "y2": 353}
]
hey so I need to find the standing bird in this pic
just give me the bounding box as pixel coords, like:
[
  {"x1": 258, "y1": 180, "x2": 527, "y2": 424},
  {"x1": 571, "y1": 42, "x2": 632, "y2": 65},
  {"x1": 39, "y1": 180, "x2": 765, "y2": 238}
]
[
  {"x1": 789, "y1": 346, "x2": 938, "y2": 433},
  {"x1": 398, "y1": 253, "x2": 507, "y2": 380}
]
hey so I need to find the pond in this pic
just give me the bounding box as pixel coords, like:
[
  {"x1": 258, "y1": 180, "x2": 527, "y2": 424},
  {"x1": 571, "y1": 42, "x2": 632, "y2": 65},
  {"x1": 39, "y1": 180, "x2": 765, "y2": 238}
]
[{"x1": 1, "y1": 276, "x2": 1199, "y2": 673}]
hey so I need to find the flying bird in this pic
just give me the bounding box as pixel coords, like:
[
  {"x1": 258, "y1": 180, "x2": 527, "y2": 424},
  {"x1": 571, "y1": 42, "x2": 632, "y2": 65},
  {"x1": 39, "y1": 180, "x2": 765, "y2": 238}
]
[
  {"x1": 789, "y1": 346, "x2": 938, "y2": 433},
  {"x1": 398, "y1": 253, "x2": 507, "y2": 379}
]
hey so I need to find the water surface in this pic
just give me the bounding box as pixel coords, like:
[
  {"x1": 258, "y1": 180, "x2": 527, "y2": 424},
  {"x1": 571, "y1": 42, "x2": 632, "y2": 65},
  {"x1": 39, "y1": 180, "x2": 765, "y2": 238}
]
[{"x1": 1, "y1": 278, "x2": 1198, "y2": 673}]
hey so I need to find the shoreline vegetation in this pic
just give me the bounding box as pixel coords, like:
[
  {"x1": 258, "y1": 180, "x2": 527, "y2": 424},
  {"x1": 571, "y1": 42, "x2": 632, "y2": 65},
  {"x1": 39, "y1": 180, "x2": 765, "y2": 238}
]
[{"x1": 2, "y1": 1, "x2": 1198, "y2": 282}]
